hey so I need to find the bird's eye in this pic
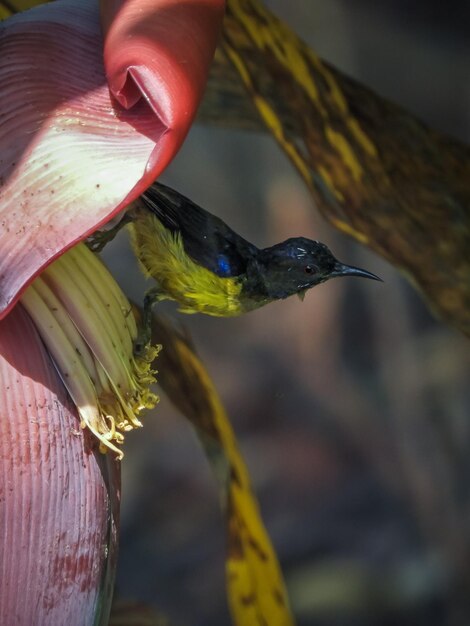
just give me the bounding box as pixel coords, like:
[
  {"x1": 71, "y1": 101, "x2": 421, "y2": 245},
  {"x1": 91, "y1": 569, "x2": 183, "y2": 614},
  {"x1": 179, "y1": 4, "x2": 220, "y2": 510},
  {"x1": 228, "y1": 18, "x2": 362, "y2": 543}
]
[{"x1": 304, "y1": 265, "x2": 316, "y2": 275}]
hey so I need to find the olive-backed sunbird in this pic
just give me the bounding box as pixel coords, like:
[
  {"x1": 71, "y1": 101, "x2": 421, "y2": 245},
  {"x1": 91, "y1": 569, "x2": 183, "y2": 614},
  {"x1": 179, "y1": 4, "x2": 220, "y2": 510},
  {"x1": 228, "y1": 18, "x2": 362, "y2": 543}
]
[{"x1": 129, "y1": 183, "x2": 381, "y2": 319}]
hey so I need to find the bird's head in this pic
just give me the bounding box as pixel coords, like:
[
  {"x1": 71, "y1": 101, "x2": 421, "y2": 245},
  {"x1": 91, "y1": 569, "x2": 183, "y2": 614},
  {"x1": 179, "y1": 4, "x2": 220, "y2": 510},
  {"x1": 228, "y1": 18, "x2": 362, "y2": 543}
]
[{"x1": 253, "y1": 237, "x2": 381, "y2": 300}]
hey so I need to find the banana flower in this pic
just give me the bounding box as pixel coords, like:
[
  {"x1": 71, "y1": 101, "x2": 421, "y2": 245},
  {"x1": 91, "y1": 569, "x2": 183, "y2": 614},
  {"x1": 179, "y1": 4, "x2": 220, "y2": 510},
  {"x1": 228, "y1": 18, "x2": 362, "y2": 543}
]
[{"x1": 0, "y1": 0, "x2": 224, "y2": 623}]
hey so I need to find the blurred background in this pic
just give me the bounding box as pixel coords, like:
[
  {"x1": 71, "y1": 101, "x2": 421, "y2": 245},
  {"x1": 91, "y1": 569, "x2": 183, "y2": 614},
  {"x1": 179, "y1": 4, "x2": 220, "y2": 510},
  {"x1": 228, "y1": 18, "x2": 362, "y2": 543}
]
[{"x1": 103, "y1": 2, "x2": 470, "y2": 625}]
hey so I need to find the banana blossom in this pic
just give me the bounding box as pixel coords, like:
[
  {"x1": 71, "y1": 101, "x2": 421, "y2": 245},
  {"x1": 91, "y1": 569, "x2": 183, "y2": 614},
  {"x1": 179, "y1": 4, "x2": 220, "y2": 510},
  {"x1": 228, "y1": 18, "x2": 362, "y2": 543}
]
[{"x1": 0, "y1": 0, "x2": 224, "y2": 623}]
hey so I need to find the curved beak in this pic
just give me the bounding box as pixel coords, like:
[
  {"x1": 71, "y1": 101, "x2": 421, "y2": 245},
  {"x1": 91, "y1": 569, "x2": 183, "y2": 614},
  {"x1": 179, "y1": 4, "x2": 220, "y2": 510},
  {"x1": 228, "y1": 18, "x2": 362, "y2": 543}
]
[{"x1": 331, "y1": 262, "x2": 383, "y2": 282}]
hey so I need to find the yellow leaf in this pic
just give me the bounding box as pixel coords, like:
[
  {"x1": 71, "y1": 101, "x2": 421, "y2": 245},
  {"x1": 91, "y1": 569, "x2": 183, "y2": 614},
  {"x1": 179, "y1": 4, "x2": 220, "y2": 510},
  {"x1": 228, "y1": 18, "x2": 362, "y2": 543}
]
[{"x1": 152, "y1": 316, "x2": 295, "y2": 626}]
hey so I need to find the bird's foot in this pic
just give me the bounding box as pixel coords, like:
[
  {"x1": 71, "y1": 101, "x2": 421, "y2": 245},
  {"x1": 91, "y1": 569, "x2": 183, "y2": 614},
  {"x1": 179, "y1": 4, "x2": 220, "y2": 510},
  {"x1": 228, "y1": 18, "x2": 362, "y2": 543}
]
[
  {"x1": 133, "y1": 288, "x2": 159, "y2": 356},
  {"x1": 86, "y1": 213, "x2": 132, "y2": 252}
]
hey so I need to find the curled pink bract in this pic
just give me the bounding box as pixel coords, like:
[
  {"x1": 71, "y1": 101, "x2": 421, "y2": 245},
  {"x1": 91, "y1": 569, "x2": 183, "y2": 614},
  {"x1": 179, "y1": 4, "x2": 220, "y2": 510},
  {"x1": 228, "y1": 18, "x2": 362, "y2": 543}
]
[{"x1": 0, "y1": 0, "x2": 224, "y2": 318}]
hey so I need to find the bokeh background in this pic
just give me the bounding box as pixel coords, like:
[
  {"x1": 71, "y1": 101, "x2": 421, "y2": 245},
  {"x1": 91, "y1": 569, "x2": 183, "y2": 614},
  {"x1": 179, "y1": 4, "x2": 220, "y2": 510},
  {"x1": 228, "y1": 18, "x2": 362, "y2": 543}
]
[{"x1": 103, "y1": 2, "x2": 470, "y2": 624}]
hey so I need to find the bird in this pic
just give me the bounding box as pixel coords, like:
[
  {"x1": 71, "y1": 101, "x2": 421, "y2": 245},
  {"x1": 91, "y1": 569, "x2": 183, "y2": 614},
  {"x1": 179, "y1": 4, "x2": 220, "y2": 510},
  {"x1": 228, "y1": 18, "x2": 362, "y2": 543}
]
[{"x1": 129, "y1": 182, "x2": 381, "y2": 321}]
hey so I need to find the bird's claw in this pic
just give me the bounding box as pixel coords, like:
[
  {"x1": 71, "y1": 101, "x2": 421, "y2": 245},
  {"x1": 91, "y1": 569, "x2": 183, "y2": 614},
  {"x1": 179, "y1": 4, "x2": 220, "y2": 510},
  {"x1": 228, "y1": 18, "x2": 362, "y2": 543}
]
[
  {"x1": 133, "y1": 288, "x2": 159, "y2": 357},
  {"x1": 86, "y1": 230, "x2": 113, "y2": 253},
  {"x1": 86, "y1": 214, "x2": 132, "y2": 253}
]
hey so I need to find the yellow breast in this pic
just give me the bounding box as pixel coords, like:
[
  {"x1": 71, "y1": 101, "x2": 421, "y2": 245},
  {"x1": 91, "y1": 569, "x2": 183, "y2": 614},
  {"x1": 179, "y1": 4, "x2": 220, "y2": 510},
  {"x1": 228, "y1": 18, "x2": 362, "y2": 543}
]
[{"x1": 130, "y1": 210, "x2": 244, "y2": 316}]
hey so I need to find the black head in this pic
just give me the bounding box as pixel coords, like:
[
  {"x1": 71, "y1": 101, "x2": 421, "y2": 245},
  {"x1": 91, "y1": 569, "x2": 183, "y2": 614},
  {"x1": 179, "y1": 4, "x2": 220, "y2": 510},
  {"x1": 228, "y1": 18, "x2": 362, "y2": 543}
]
[{"x1": 251, "y1": 237, "x2": 381, "y2": 300}]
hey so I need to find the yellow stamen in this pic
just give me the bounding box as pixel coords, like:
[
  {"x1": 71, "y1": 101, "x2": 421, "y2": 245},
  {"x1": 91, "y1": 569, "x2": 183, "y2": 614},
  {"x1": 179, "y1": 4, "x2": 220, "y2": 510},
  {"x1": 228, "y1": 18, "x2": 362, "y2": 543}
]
[{"x1": 21, "y1": 243, "x2": 159, "y2": 459}]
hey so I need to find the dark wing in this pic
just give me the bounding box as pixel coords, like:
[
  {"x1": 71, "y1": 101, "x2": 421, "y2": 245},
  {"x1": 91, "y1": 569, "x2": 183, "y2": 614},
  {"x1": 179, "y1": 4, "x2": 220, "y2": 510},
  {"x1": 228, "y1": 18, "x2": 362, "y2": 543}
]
[{"x1": 140, "y1": 183, "x2": 258, "y2": 277}]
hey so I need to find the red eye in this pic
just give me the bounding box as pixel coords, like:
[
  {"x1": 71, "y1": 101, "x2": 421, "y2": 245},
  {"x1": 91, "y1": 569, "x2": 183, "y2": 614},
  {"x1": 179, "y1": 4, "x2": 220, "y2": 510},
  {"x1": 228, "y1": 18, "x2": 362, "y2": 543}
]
[{"x1": 304, "y1": 265, "x2": 316, "y2": 274}]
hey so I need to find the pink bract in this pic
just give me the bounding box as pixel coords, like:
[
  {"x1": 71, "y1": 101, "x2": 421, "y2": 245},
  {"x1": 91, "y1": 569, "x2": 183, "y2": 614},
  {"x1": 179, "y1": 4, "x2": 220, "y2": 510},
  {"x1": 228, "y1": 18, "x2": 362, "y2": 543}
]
[
  {"x1": 0, "y1": 304, "x2": 120, "y2": 624},
  {"x1": 0, "y1": 0, "x2": 224, "y2": 318}
]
